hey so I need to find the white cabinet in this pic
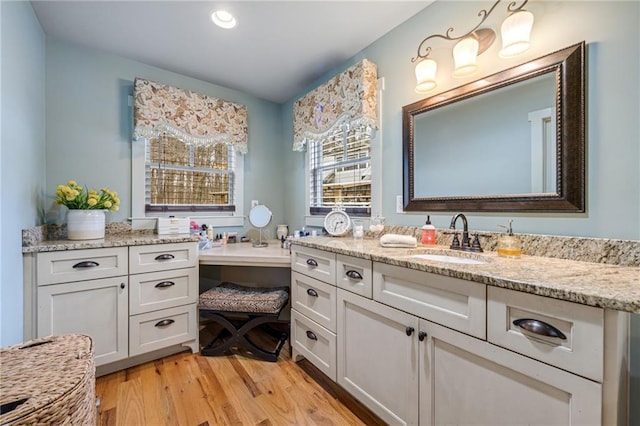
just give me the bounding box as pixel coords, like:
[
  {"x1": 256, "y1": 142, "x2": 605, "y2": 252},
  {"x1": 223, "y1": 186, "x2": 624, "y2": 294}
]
[
  {"x1": 290, "y1": 246, "x2": 374, "y2": 382},
  {"x1": 128, "y1": 242, "x2": 199, "y2": 357},
  {"x1": 291, "y1": 246, "x2": 627, "y2": 426},
  {"x1": 419, "y1": 319, "x2": 601, "y2": 426},
  {"x1": 30, "y1": 242, "x2": 198, "y2": 370},
  {"x1": 37, "y1": 275, "x2": 128, "y2": 365},
  {"x1": 36, "y1": 247, "x2": 129, "y2": 366},
  {"x1": 337, "y1": 289, "x2": 419, "y2": 426}
]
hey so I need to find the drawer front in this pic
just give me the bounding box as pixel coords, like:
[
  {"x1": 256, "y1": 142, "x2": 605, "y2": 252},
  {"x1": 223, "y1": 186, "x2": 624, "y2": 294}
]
[
  {"x1": 291, "y1": 271, "x2": 337, "y2": 332},
  {"x1": 129, "y1": 242, "x2": 197, "y2": 274},
  {"x1": 291, "y1": 310, "x2": 337, "y2": 381},
  {"x1": 36, "y1": 247, "x2": 128, "y2": 285},
  {"x1": 129, "y1": 304, "x2": 197, "y2": 356},
  {"x1": 336, "y1": 254, "x2": 372, "y2": 298},
  {"x1": 373, "y1": 262, "x2": 486, "y2": 339},
  {"x1": 487, "y1": 286, "x2": 604, "y2": 382},
  {"x1": 291, "y1": 246, "x2": 336, "y2": 284},
  {"x1": 129, "y1": 268, "x2": 198, "y2": 315}
]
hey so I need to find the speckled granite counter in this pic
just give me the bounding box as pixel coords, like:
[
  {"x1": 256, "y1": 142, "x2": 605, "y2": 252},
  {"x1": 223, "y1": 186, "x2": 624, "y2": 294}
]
[
  {"x1": 22, "y1": 223, "x2": 198, "y2": 253},
  {"x1": 291, "y1": 237, "x2": 640, "y2": 314}
]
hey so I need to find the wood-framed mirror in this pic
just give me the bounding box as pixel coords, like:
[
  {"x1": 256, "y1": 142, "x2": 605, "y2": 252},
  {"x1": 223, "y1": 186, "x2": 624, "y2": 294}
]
[{"x1": 403, "y1": 42, "x2": 585, "y2": 212}]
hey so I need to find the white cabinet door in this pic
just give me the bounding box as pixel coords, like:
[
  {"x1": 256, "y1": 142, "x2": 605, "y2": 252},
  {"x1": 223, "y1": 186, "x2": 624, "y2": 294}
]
[
  {"x1": 337, "y1": 289, "x2": 419, "y2": 426},
  {"x1": 37, "y1": 277, "x2": 128, "y2": 366},
  {"x1": 419, "y1": 319, "x2": 602, "y2": 426}
]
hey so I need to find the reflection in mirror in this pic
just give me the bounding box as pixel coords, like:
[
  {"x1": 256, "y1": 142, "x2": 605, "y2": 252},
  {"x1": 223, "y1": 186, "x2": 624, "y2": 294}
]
[
  {"x1": 415, "y1": 73, "x2": 556, "y2": 197},
  {"x1": 249, "y1": 204, "x2": 272, "y2": 247},
  {"x1": 403, "y1": 42, "x2": 585, "y2": 212}
]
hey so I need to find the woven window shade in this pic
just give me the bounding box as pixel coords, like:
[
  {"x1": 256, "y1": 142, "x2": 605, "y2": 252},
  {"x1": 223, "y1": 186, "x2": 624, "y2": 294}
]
[
  {"x1": 146, "y1": 136, "x2": 234, "y2": 211},
  {"x1": 133, "y1": 78, "x2": 248, "y2": 154},
  {"x1": 293, "y1": 59, "x2": 378, "y2": 152}
]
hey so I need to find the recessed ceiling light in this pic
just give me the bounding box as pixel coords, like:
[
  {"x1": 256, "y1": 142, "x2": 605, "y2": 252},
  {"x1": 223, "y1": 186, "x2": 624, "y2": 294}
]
[{"x1": 210, "y1": 10, "x2": 237, "y2": 29}]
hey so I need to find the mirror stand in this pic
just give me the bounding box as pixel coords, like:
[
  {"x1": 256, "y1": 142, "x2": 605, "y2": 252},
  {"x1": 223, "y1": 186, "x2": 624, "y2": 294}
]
[
  {"x1": 249, "y1": 204, "x2": 272, "y2": 248},
  {"x1": 254, "y1": 228, "x2": 268, "y2": 248}
]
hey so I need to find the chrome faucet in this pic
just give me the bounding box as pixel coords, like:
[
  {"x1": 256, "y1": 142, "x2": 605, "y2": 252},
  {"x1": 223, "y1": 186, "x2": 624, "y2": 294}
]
[{"x1": 449, "y1": 213, "x2": 471, "y2": 250}]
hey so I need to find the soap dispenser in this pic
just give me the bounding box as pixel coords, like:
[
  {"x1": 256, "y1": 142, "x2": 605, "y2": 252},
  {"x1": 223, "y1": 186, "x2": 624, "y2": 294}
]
[
  {"x1": 497, "y1": 220, "x2": 521, "y2": 258},
  {"x1": 421, "y1": 215, "x2": 437, "y2": 245}
]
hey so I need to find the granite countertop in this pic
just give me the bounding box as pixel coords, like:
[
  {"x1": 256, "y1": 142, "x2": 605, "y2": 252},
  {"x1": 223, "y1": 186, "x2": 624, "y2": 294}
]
[
  {"x1": 22, "y1": 233, "x2": 199, "y2": 253},
  {"x1": 291, "y1": 237, "x2": 640, "y2": 314}
]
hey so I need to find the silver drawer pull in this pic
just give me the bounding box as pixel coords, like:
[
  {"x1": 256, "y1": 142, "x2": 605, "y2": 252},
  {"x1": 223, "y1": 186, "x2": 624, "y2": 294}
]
[
  {"x1": 155, "y1": 319, "x2": 175, "y2": 327},
  {"x1": 155, "y1": 253, "x2": 175, "y2": 261},
  {"x1": 72, "y1": 261, "x2": 99, "y2": 269},
  {"x1": 306, "y1": 258, "x2": 318, "y2": 267},
  {"x1": 306, "y1": 330, "x2": 318, "y2": 341},
  {"x1": 306, "y1": 288, "x2": 319, "y2": 297},
  {"x1": 513, "y1": 318, "x2": 567, "y2": 340},
  {"x1": 155, "y1": 281, "x2": 176, "y2": 288},
  {"x1": 346, "y1": 270, "x2": 363, "y2": 280}
]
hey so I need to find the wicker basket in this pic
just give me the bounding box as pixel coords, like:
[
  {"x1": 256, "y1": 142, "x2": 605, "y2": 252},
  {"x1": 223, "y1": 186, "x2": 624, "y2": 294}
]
[{"x1": 0, "y1": 334, "x2": 96, "y2": 425}]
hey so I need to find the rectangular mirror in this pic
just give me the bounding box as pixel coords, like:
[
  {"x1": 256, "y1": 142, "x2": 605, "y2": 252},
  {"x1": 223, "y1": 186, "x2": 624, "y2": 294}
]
[{"x1": 403, "y1": 42, "x2": 585, "y2": 212}]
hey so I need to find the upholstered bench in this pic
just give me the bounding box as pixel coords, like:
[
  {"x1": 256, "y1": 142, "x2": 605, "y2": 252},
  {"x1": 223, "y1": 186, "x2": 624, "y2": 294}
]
[{"x1": 198, "y1": 282, "x2": 289, "y2": 362}]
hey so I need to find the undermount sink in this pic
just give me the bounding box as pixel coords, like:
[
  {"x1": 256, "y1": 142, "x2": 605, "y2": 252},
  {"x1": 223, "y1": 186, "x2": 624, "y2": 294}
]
[{"x1": 410, "y1": 253, "x2": 487, "y2": 265}]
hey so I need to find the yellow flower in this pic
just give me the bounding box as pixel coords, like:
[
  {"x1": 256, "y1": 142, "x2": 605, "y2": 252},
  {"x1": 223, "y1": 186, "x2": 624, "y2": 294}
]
[
  {"x1": 112, "y1": 205, "x2": 119, "y2": 212},
  {"x1": 55, "y1": 180, "x2": 120, "y2": 211}
]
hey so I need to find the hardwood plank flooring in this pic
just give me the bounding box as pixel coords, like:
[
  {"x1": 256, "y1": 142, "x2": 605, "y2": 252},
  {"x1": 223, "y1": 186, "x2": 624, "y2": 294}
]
[{"x1": 95, "y1": 343, "x2": 385, "y2": 426}]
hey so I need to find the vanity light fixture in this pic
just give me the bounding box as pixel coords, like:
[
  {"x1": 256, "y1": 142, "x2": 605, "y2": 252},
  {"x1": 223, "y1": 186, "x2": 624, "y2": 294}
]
[
  {"x1": 211, "y1": 10, "x2": 237, "y2": 29},
  {"x1": 411, "y1": 0, "x2": 534, "y2": 93}
]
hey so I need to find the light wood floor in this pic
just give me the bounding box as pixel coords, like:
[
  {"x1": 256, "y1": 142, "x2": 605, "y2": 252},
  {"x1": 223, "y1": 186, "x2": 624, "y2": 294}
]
[{"x1": 95, "y1": 343, "x2": 384, "y2": 426}]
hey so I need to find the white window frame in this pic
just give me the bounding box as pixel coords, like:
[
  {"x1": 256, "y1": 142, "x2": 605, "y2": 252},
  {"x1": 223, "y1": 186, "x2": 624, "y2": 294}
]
[
  {"x1": 304, "y1": 77, "x2": 384, "y2": 228},
  {"x1": 131, "y1": 138, "x2": 244, "y2": 229}
]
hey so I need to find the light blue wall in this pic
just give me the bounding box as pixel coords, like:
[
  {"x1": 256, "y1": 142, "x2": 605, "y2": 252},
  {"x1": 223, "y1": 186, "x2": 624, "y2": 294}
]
[
  {"x1": 1, "y1": 1, "x2": 46, "y2": 346},
  {"x1": 283, "y1": 1, "x2": 640, "y2": 240},
  {"x1": 44, "y1": 38, "x2": 285, "y2": 234}
]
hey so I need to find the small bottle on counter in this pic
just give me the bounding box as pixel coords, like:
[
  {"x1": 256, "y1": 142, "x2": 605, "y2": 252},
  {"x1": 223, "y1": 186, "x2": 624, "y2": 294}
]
[
  {"x1": 497, "y1": 220, "x2": 522, "y2": 258},
  {"x1": 207, "y1": 224, "x2": 214, "y2": 241},
  {"x1": 421, "y1": 216, "x2": 437, "y2": 245}
]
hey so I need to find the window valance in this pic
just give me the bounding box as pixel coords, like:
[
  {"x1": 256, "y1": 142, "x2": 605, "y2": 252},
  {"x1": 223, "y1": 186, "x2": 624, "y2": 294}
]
[
  {"x1": 132, "y1": 78, "x2": 248, "y2": 154},
  {"x1": 293, "y1": 59, "x2": 378, "y2": 152}
]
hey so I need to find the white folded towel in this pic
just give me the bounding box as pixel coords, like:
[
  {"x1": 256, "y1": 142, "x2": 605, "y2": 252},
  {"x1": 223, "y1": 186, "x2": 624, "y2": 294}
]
[{"x1": 380, "y1": 234, "x2": 417, "y2": 248}]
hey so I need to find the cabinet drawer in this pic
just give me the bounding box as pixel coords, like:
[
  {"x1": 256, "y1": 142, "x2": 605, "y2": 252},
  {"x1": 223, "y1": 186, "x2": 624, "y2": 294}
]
[
  {"x1": 373, "y1": 262, "x2": 486, "y2": 339},
  {"x1": 487, "y1": 286, "x2": 604, "y2": 382},
  {"x1": 129, "y1": 268, "x2": 198, "y2": 315},
  {"x1": 291, "y1": 271, "x2": 337, "y2": 332},
  {"x1": 129, "y1": 304, "x2": 197, "y2": 356},
  {"x1": 129, "y1": 242, "x2": 197, "y2": 274},
  {"x1": 36, "y1": 247, "x2": 128, "y2": 285},
  {"x1": 336, "y1": 254, "x2": 372, "y2": 298},
  {"x1": 291, "y1": 310, "x2": 336, "y2": 381},
  {"x1": 291, "y1": 246, "x2": 336, "y2": 284}
]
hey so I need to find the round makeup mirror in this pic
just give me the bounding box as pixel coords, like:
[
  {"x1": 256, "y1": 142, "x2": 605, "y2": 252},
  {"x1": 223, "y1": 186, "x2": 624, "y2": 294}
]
[{"x1": 248, "y1": 204, "x2": 272, "y2": 247}]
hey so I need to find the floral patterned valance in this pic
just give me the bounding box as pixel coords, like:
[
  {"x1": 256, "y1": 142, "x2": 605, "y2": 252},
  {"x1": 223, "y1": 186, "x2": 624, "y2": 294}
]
[
  {"x1": 293, "y1": 59, "x2": 378, "y2": 151},
  {"x1": 133, "y1": 78, "x2": 248, "y2": 154}
]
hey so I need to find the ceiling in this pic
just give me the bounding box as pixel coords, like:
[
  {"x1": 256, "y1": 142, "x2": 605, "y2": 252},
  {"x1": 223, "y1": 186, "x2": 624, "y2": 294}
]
[{"x1": 31, "y1": 1, "x2": 432, "y2": 103}]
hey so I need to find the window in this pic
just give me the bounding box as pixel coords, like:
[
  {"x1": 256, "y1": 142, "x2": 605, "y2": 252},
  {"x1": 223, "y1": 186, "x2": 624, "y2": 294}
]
[
  {"x1": 309, "y1": 126, "x2": 371, "y2": 216},
  {"x1": 145, "y1": 135, "x2": 236, "y2": 213},
  {"x1": 132, "y1": 135, "x2": 244, "y2": 226},
  {"x1": 131, "y1": 78, "x2": 247, "y2": 227}
]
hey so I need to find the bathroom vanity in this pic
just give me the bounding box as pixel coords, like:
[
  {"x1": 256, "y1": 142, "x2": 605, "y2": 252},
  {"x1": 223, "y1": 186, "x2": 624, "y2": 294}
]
[
  {"x1": 22, "y1": 232, "x2": 200, "y2": 375},
  {"x1": 290, "y1": 237, "x2": 639, "y2": 425}
]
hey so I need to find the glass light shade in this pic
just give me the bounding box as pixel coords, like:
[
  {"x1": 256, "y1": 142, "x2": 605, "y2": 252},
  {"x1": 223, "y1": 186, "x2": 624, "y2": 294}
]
[
  {"x1": 453, "y1": 37, "x2": 479, "y2": 77},
  {"x1": 499, "y1": 10, "x2": 534, "y2": 58},
  {"x1": 415, "y1": 59, "x2": 438, "y2": 93}
]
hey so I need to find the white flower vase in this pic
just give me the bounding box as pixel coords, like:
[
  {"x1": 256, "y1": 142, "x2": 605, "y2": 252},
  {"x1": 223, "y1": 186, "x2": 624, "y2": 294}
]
[{"x1": 67, "y1": 209, "x2": 106, "y2": 240}]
